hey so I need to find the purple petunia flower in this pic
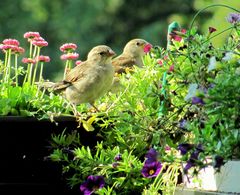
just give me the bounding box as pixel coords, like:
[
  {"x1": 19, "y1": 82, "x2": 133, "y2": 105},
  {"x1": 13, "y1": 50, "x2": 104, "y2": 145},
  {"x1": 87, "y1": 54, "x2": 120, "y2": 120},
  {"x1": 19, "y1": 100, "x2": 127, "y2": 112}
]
[
  {"x1": 145, "y1": 148, "x2": 158, "y2": 162},
  {"x1": 226, "y1": 13, "x2": 240, "y2": 24},
  {"x1": 112, "y1": 162, "x2": 120, "y2": 168},
  {"x1": 213, "y1": 155, "x2": 225, "y2": 169},
  {"x1": 192, "y1": 97, "x2": 205, "y2": 105},
  {"x1": 141, "y1": 161, "x2": 162, "y2": 178},
  {"x1": 80, "y1": 175, "x2": 105, "y2": 195},
  {"x1": 114, "y1": 154, "x2": 122, "y2": 161},
  {"x1": 183, "y1": 160, "x2": 195, "y2": 174},
  {"x1": 177, "y1": 143, "x2": 194, "y2": 155},
  {"x1": 179, "y1": 119, "x2": 188, "y2": 130}
]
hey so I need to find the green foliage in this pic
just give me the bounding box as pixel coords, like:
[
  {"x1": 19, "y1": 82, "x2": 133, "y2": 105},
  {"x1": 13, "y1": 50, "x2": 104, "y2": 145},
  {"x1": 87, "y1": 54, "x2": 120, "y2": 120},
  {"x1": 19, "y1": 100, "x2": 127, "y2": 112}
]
[{"x1": 47, "y1": 5, "x2": 240, "y2": 194}]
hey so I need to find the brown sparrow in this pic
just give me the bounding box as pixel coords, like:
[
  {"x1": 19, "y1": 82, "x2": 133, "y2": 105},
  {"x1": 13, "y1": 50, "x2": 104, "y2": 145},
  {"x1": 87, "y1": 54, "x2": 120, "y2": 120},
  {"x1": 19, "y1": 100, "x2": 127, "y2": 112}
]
[
  {"x1": 109, "y1": 39, "x2": 150, "y2": 93},
  {"x1": 112, "y1": 38, "x2": 150, "y2": 74},
  {"x1": 52, "y1": 45, "x2": 116, "y2": 109}
]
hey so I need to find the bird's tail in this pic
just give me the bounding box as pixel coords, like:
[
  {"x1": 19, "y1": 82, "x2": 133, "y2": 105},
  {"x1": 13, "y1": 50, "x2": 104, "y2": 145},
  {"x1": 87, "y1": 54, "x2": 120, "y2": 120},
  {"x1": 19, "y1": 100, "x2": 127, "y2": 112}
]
[{"x1": 35, "y1": 80, "x2": 71, "y2": 92}]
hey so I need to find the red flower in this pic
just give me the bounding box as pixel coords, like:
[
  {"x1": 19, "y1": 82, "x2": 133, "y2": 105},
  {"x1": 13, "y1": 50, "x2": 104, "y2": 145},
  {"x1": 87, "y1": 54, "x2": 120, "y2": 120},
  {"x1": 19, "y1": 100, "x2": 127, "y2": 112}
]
[
  {"x1": 143, "y1": 43, "x2": 152, "y2": 53},
  {"x1": 168, "y1": 64, "x2": 174, "y2": 73},
  {"x1": 36, "y1": 55, "x2": 50, "y2": 62},
  {"x1": 170, "y1": 28, "x2": 187, "y2": 42},
  {"x1": 208, "y1": 27, "x2": 217, "y2": 34},
  {"x1": 60, "y1": 53, "x2": 79, "y2": 60},
  {"x1": 60, "y1": 43, "x2": 77, "y2": 52},
  {"x1": 157, "y1": 59, "x2": 163, "y2": 66},
  {"x1": 3, "y1": 39, "x2": 20, "y2": 46}
]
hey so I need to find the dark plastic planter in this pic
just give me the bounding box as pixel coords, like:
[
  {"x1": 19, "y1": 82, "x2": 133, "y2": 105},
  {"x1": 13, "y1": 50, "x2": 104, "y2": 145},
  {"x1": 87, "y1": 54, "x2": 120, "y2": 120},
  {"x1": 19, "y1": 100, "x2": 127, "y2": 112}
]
[{"x1": 0, "y1": 116, "x2": 99, "y2": 194}]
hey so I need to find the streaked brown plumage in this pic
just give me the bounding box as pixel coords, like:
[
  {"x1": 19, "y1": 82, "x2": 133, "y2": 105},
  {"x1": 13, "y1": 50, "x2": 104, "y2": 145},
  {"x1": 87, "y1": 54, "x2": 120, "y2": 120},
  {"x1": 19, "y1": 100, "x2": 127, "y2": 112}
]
[
  {"x1": 112, "y1": 38, "x2": 149, "y2": 74},
  {"x1": 49, "y1": 45, "x2": 116, "y2": 106},
  {"x1": 109, "y1": 39, "x2": 149, "y2": 93}
]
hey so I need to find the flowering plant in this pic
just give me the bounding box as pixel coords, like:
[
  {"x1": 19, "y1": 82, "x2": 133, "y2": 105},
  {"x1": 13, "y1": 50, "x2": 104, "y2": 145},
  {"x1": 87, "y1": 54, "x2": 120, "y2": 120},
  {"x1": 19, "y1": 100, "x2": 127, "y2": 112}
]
[
  {"x1": 48, "y1": 5, "x2": 240, "y2": 195},
  {"x1": 0, "y1": 32, "x2": 76, "y2": 119}
]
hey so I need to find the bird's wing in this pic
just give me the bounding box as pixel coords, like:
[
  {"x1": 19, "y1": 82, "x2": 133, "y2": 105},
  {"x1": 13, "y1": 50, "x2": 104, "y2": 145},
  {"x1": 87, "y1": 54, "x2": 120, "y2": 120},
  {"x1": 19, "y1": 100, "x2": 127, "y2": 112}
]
[
  {"x1": 65, "y1": 61, "x2": 89, "y2": 83},
  {"x1": 53, "y1": 80, "x2": 72, "y2": 91},
  {"x1": 112, "y1": 54, "x2": 136, "y2": 74}
]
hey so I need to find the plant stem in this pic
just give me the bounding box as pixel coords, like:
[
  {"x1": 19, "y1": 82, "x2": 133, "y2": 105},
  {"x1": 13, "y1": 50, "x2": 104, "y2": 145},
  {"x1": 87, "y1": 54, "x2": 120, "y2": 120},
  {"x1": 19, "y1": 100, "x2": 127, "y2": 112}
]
[{"x1": 14, "y1": 54, "x2": 18, "y2": 86}]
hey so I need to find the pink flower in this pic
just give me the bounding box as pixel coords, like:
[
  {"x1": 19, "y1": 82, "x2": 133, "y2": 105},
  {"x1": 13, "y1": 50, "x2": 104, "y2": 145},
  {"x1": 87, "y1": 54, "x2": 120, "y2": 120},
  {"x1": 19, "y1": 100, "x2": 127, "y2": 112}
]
[
  {"x1": 170, "y1": 28, "x2": 187, "y2": 42},
  {"x1": 173, "y1": 35, "x2": 182, "y2": 42},
  {"x1": 60, "y1": 43, "x2": 77, "y2": 52},
  {"x1": 3, "y1": 39, "x2": 20, "y2": 46},
  {"x1": 32, "y1": 40, "x2": 48, "y2": 47},
  {"x1": 75, "y1": 60, "x2": 82, "y2": 65},
  {"x1": 163, "y1": 55, "x2": 168, "y2": 60},
  {"x1": 24, "y1": 32, "x2": 40, "y2": 39},
  {"x1": 0, "y1": 44, "x2": 18, "y2": 51},
  {"x1": 181, "y1": 29, "x2": 187, "y2": 34},
  {"x1": 22, "y1": 58, "x2": 36, "y2": 64},
  {"x1": 157, "y1": 59, "x2": 163, "y2": 66},
  {"x1": 165, "y1": 146, "x2": 171, "y2": 151},
  {"x1": 168, "y1": 64, "x2": 174, "y2": 73},
  {"x1": 33, "y1": 37, "x2": 45, "y2": 42},
  {"x1": 36, "y1": 55, "x2": 50, "y2": 62},
  {"x1": 60, "y1": 52, "x2": 79, "y2": 60},
  {"x1": 11, "y1": 46, "x2": 25, "y2": 54},
  {"x1": 143, "y1": 43, "x2": 152, "y2": 53}
]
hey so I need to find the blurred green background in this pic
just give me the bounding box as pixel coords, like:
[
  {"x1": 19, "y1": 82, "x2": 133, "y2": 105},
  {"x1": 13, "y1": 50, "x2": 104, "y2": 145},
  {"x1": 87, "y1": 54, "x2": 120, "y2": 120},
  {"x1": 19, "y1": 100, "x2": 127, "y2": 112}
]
[{"x1": 0, "y1": 0, "x2": 239, "y2": 80}]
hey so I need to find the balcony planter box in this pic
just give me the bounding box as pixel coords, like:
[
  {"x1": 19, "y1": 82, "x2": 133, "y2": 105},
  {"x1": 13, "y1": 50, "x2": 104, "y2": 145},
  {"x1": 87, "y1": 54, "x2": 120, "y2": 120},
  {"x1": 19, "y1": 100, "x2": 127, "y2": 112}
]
[
  {"x1": 0, "y1": 116, "x2": 99, "y2": 194},
  {"x1": 182, "y1": 160, "x2": 240, "y2": 194}
]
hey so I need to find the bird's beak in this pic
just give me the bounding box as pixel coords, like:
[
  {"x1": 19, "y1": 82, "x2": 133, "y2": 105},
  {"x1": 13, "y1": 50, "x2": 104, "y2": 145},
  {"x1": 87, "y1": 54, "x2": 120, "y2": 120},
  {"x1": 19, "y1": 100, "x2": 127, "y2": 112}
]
[{"x1": 108, "y1": 49, "x2": 116, "y2": 57}]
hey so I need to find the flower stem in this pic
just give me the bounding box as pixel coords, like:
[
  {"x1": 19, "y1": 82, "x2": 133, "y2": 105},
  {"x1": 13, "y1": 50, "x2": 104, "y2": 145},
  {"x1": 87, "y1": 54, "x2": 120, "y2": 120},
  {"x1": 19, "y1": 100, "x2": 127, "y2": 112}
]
[
  {"x1": 14, "y1": 54, "x2": 18, "y2": 86},
  {"x1": 32, "y1": 47, "x2": 41, "y2": 86}
]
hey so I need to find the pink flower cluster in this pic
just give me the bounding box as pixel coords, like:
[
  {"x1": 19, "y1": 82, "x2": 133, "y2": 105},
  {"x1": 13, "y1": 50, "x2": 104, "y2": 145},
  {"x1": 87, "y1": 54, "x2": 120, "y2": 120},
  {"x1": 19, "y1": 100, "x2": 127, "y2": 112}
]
[
  {"x1": 22, "y1": 55, "x2": 51, "y2": 64},
  {"x1": 0, "y1": 38, "x2": 25, "y2": 54},
  {"x1": 60, "y1": 43, "x2": 79, "y2": 61},
  {"x1": 23, "y1": 31, "x2": 48, "y2": 47}
]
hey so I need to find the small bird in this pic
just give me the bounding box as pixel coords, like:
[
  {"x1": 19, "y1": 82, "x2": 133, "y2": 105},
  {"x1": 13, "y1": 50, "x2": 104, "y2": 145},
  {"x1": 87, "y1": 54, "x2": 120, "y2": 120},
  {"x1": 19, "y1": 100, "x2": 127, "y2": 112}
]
[
  {"x1": 49, "y1": 45, "x2": 116, "y2": 111},
  {"x1": 109, "y1": 38, "x2": 150, "y2": 93},
  {"x1": 112, "y1": 38, "x2": 150, "y2": 74}
]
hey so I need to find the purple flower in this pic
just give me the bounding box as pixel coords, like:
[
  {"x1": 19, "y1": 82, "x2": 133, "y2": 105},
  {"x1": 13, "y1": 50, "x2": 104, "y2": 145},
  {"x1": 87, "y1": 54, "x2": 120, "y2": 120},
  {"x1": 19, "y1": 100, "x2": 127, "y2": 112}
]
[
  {"x1": 227, "y1": 13, "x2": 240, "y2": 24},
  {"x1": 179, "y1": 119, "x2": 188, "y2": 130},
  {"x1": 183, "y1": 160, "x2": 195, "y2": 174},
  {"x1": 145, "y1": 148, "x2": 158, "y2": 162},
  {"x1": 196, "y1": 144, "x2": 204, "y2": 152},
  {"x1": 114, "y1": 154, "x2": 122, "y2": 161},
  {"x1": 80, "y1": 175, "x2": 105, "y2": 195},
  {"x1": 112, "y1": 162, "x2": 120, "y2": 168},
  {"x1": 192, "y1": 97, "x2": 205, "y2": 105},
  {"x1": 141, "y1": 161, "x2": 162, "y2": 178},
  {"x1": 213, "y1": 155, "x2": 225, "y2": 169},
  {"x1": 177, "y1": 143, "x2": 194, "y2": 155}
]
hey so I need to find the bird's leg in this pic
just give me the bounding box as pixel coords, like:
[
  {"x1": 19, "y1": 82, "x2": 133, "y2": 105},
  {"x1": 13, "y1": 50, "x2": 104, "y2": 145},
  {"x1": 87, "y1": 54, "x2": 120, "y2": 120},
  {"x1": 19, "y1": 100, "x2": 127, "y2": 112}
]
[{"x1": 69, "y1": 102, "x2": 81, "y2": 116}]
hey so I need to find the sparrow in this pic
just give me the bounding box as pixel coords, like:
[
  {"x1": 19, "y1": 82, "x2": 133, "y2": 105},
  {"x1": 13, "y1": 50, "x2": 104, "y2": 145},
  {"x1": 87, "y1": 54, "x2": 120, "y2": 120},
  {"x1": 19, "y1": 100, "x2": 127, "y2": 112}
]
[
  {"x1": 109, "y1": 38, "x2": 150, "y2": 93},
  {"x1": 50, "y1": 45, "x2": 116, "y2": 110},
  {"x1": 112, "y1": 38, "x2": 150, "y2": 74}
]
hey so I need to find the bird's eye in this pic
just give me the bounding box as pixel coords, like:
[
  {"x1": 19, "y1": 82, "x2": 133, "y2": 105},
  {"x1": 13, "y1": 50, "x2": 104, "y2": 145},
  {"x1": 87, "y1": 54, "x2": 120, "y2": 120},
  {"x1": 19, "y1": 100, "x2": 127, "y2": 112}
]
[
  {"x1": 99, "y1": 51, "x2": 105, "y2": 55},
  {"x1": 136, "y1": 42, "x2": 141, "y2": 46}
]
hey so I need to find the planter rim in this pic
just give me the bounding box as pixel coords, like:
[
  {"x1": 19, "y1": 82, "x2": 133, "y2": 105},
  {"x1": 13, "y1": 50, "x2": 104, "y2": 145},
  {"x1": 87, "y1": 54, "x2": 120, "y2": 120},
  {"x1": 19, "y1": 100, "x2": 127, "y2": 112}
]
[{"x1": 0, "y1": 115, "x2": 77, "y2": 122}]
